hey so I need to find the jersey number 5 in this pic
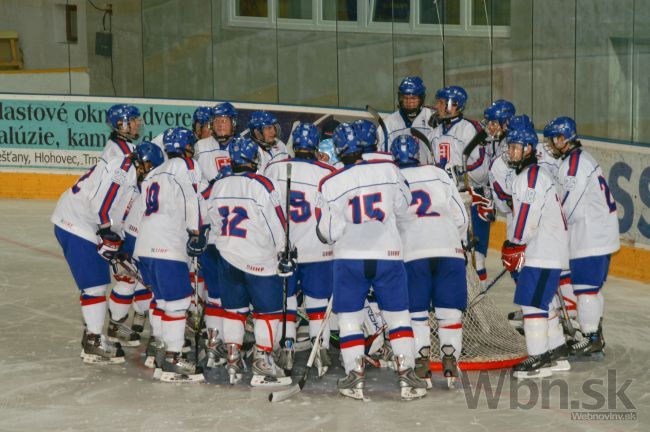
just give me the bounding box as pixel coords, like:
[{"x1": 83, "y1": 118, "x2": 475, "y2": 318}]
[
  {"x1": 349, "y1": 193, "x2": 385, "y2": 224},
  {"x1": 218, "y1": 206, "x2": 249, "y2": 238},
  {"x1": 289, "y1": 190, "x2": 311, "y2": 223}
]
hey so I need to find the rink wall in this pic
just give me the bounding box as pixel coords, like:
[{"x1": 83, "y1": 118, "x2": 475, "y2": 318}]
[{"x1": 1, "y1": 94, "x2": 649, "y2": 283}]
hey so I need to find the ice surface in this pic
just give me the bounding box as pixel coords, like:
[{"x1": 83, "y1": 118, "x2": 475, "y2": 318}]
[{"x1": 0, "y1": 199, "x2": 647, "y2": 431}]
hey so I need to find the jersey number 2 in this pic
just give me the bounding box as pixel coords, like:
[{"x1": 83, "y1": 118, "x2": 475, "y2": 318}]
[{"x1": 598, "y1": 175, "x2": 617, "y2": 213}]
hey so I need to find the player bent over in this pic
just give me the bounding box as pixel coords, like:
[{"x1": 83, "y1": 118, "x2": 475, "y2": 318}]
[
  {"x1": 134, "y1": 127, "x2": 208, "y2": 382},
  {"x1": 501, "y1": 122, "x2": 570, "y2": 379},
  {"x1": 207, "y1": 136, "x2": 294, "y2": 386},
  {"x1": 543, "y1": 117, "x2": 619, "y2": 358},
  {"x1": 52, "y1": 141, "x2": 164, "y2": 364},
  {"x1": 265, "y1": 123, "x2": 336, "y2": 376},
  {"x1": 316, "y1": 124, "x2": 427, "y2": 400},
  {"x1": 392, "y1": 135, "x2": 469, "y2": 388}
]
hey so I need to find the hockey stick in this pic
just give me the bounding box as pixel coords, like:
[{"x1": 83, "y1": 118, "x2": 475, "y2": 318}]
[
  {"x1": 191, "y1": 256, "x2": 204, "y2": 362},
  {"x1": 285, "y1": 120, "x2": 301, "y2": 157},
  {"x1": 409, "y1": 127, "x2": 433, "y2": 154},
  {"x1": 366, "y1": 105, "x2": 389, "y2": 152},
  {"x1": 279, "y1": 163, "x2": 293, "y2": 362},
  {"x1": 556, "y1": 289, "x2": 576, "y2": 338},
  {"x1": 268, "y1": 297, "x2": 333, "y2": 403},
  {"x1": 111, "y1": 258, "x2": 150, "y2": 290},
  {"x1": 461, "y1": 128, "x2": 488, "y2": 268},
  {"x1": 467, "y1": 268, "x2": 508, "y2": 309}
]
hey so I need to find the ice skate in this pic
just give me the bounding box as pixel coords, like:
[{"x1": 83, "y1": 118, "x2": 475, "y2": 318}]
[
  {"x1": 512, "y1": 352, "x2": 552, "y2": 379},
  {"x1": 276, "y1": 338, "x2": 295, "y2": 376},
  {"x1": 107, "y1": 313, "x2": 141, "y2": 347},
  {"x1": 569, "y1": 325, "x2": 605, "y2": 359},
  {"x1": 144, "y1": 336, "x2": 165, "y2": 369},
  {"x1": 441, "y1": 345, "x2": 461, "y2": 388},
  {"x1": 251, "y1": 348, "x2": 292, "y2": 387},
  {"x1": 414, "y1": 346, "x2": 433, "y2": 389},
  {"x1": 312, "y1": 338, "x2": 331, "y2": 378},
  {"x1": 205, "y1": 328, "x2": 227, "y2": 368},
  {"x1": 225, "y1": 343, "x2": 246, "y2": 385},
  {"x1": 396, "y1": 355, "x2": 427, "y2": 400},
  {"x1": 549, "y1": 343, "x2": 571, "y2": 371},
  {"x1": 131, "y1": 312, "x2": 147, "y2": 334},
  {"x1": 158, "y1": 351, "x2": 204, "y2": 383},
  {"x1": 81, "y1": 331, "x2": 125, "y2": 364},
  {"x1": 338, "y1": 356, "x2": 365, "y2": 400}
]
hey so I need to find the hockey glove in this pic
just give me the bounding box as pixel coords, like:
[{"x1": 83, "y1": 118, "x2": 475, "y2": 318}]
[
  {"x1": 278, "y1": 246, "x2": 298, "y2": 277},
  {"x1": 97, "y1": 227, "x2": 123, "y2": 261},
  {"x1": 501, "y1": 241, "x2": 526, "y2": 272},
  {"x1": 468, "y1": 186, "x2": 496, "y2": 222},
  {"x1": 186, "y1": 225, "x2": 210, "y2": 257}
]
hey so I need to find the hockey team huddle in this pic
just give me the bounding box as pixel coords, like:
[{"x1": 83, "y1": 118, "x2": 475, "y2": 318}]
[{"x1": 51, "y1": 76, "x2": 619, "y2": 401}]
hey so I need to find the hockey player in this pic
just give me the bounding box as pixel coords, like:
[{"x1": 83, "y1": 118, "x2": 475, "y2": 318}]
[
  {"x1": 377, "y1": 76, "x2": 435, "y2": 164},
  {"x1": 501, "y1": 121, "x2": 570, "y2": 379},
  {"x1": 191, "y1": 106, "x2": 214, "y2": 141},
  {"x1": 249, "y1": 110, "x2": 289, "y2": 173},
  {"x1": 207, "y1": 135, "x2": 294, "y2": 386},
  {"x1": 134, "y1": 127, "x2": 207, "y2": 382},
  {"x1": 543, "y1": 116, "x2": 619, "y2": 357},
  {"x1": 264, "y1": 122, "x2": 336, "y2": 377},
  {"x1": 52, "y1": 141, "x2": 164, "y2": 364},
  {"x1": 392, "y1": 134, "x2": 469, "y2": 388},
  {"x1": 316, "y1": 123, "x2": 427, "y2": 400},
  {"x1": 101, "y1": 104, "x2": 142, "y2": 162},
  {"x1": 317, "y1": 138, "x2": 339, "y2": 167},
  {"x1": 194, "y1": 102, "x2": 237, "y2": 184},
  {"x1": 428, "y1": 86, "x2": 492, "y2": 284},
  {"x1": 352, "y1": 119, "x2": 393, "y2": 161}
]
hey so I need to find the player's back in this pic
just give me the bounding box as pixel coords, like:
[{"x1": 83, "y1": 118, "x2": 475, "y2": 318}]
[
  {"x1": 264, "y1": 158, "x2": 335, "y2": 263},
  {"x1": 398, "y1": 164, "x2": 468, "y2": 261},
  {"x1": 100, "y1": 134, "x2": 134, "y2": 163},
  {"x1": 208, "y1": 172, "x2": 286, "y2": 275},
  {"x1": 135, "y1": 157, "x2": 202, "y2": 262},
  {"x1": 318, "y1": 160, "x2": 411, "y2": 260},
  {"x1": 194, "y1": 136, "x2": 231, "y2": 182}
]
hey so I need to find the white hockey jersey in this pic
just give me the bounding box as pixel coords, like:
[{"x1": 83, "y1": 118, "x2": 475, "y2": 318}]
[
  {"x1": 51, "y1": 156, "x2": 139, "y2": 243},
  {"x1": 257, "y1": 140, "x2": 289, "y2": 174},
  {"x1": 362, "y1": 151, "x2": 394, "y2": 162},
  {"x1": 427, "y1": 117, "x2": 488, "y2": 188},
  {"x1": 536, "y1": 143, "x2": 562, "y2": 182},
  {"x1": 134, "y1": 157, "x2": 203, "y2": 262},
  {"x1": 264, "y1": 158, "x2": 335, "y2": 263},
  {"x1": 509, "y1": 164, "x2": 569, "y2": 269},
  {"x1": 316, "y1": 160, "x2": 412, "y2": 260},
  {"x1": 377, "y1": 108, "x2": 435, "y2": 165},
  {"x1": 121, "y1": 189, "x2": 142, "y2": 239},
  {"x1": 488, "y1": 155, "x2": 515, "y2": 224},
  {"x1": 100, "y1": 134, "x2": 135, "y2": 163},
  {"x1": 556, "y1": 147, "x2": 620, "y2": 259},
  {"x1": 207, "y1": 172, "x2": 287, "y2": 275},
  {"x1": 194, "y1": 136, "x2": 231, "y2": 183},
  {"x1": 398, "y1": 165, "x2": 469, "y2": 261}
]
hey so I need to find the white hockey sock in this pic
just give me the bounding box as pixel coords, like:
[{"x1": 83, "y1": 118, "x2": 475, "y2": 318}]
[
  {"x1": 108, "y1": 279, "x2": 135, "y2": 321},
  {"x1": 162, "y1": 297, "x2": 191, "y2": 352},
  {"x1": 522, "y1": 306, "x2": 549, "y2": 356},
  {"x1": 222, "y1": 307, "x2": 248, "y2": 346},
  {"x1": 576, "y1": 289, "x2": 604, "y2": 334},
  {"x1": 305, "y1": 296, "x2": 330, "y2": 348},
  {"x1": 363, "y1": 299, "x2": 386, "y2": 356},
  {"x1": 338, "y1": 311, "x2": 365, "y2": 374},
  {"x1": 253, "y1": 311, "x2": 280, "y2": 352},
  {"x1": 283, "y1": 295, "x2": 297, "y2": 341},
  {"x1": 436, "y1": 307, "x2": 463, "y2": 361},
  {"x1": 410, "y1": 311, "x2": 431, "y2": 354},
  {"x1": 80, "y1": 286, "x2": 107, "y2": 334},
  {"x1": 560, "y1": 270, "x2": 577, "y2": 319},
  {"x1": 329, "y1": 312, "x2": 339, "y2": 331},
  {"x1": 149, "y1": 299, "x2": 164, "y2": 338},
  {"x1": 132, "y1": 283, "x2": 152, "y2": 314},
  {"x1": 384, "y1": 310, "x2": 416, "y2": 368},
  {"x1": 547, "y1": 297, "x2": 565, "y2": 349},
  {"x1": 204, "y1": 296, "x2": 224, "y2": 340}
]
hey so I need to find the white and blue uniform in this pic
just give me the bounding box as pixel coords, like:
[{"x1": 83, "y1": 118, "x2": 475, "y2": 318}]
[
  {"x1": 194, "y1": 136, "x2": 232, "y2": 183},
  {"x1": 257, "y1": 140, "x2": 289, "y2": 174},
  {"x1": 316, "y1": 159, "x2": 419, "y2": 372},
  {"x1": 378, "y1": 108, "x2": 435, "y2": 164},
  {"x1": 100, "y1": 133, "x2": 135, "y2": 163}
]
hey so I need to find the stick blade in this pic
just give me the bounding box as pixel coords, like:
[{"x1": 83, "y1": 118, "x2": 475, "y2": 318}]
[{"x1": 268, "y1": 384, "x2": 301, "y2": 403}]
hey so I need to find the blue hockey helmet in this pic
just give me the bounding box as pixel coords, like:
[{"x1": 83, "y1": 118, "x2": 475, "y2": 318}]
[
  {"x1": 292, "y1": 122, "x2": 320, "y2": 152},
  {"x1": 212, "y1": 102, "x2": 238, "y2": 126},
  {"x1": 398, "y1": 76, "x2": 426, "y2": 96},
  {"x1": 249, "y1": 111, "x2": 280, "y2": 144},
  {"x1": 229, "y1": 135, "x2": 259, "y2": 167},
  {"x1": 107, "y1": 104, "x2": 140, "y2": 129},
  {"x1": 507, "y1": 123, "x2": 538, "y2": 149},
  {"x1": 193, "y1": 106, "x2": 214, "y2": 128},
  {"x1": 435, "y1": 86, "x2": 468, "y2": 111},
  {"x1": 484, "y1": 100, "x2": 516, "y2": 126},
  {"x1": 543, "y1": 116, "x2": 577, "y2": 142},
  {"x1": 163, "y1": 127, "x2": 197, "y2": 156},
  {"x1": 352, "y1": 119, "x2": 378, "y2": 153},
  {"x1": 135, "y1": 141, "x2": 165, "y2": 169},
  {"x1": 318, "y1": 138, "x2": 339, "y2": 166},
  {"x1": 508, "y1": 114, "x2": 533, "y2": 132},
  {"x1": 332, "y1": 123, "x2": 360, "y2": 157},
  {"x1": 391, "y1": 134, "x2": 420, "y2": 166}
]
